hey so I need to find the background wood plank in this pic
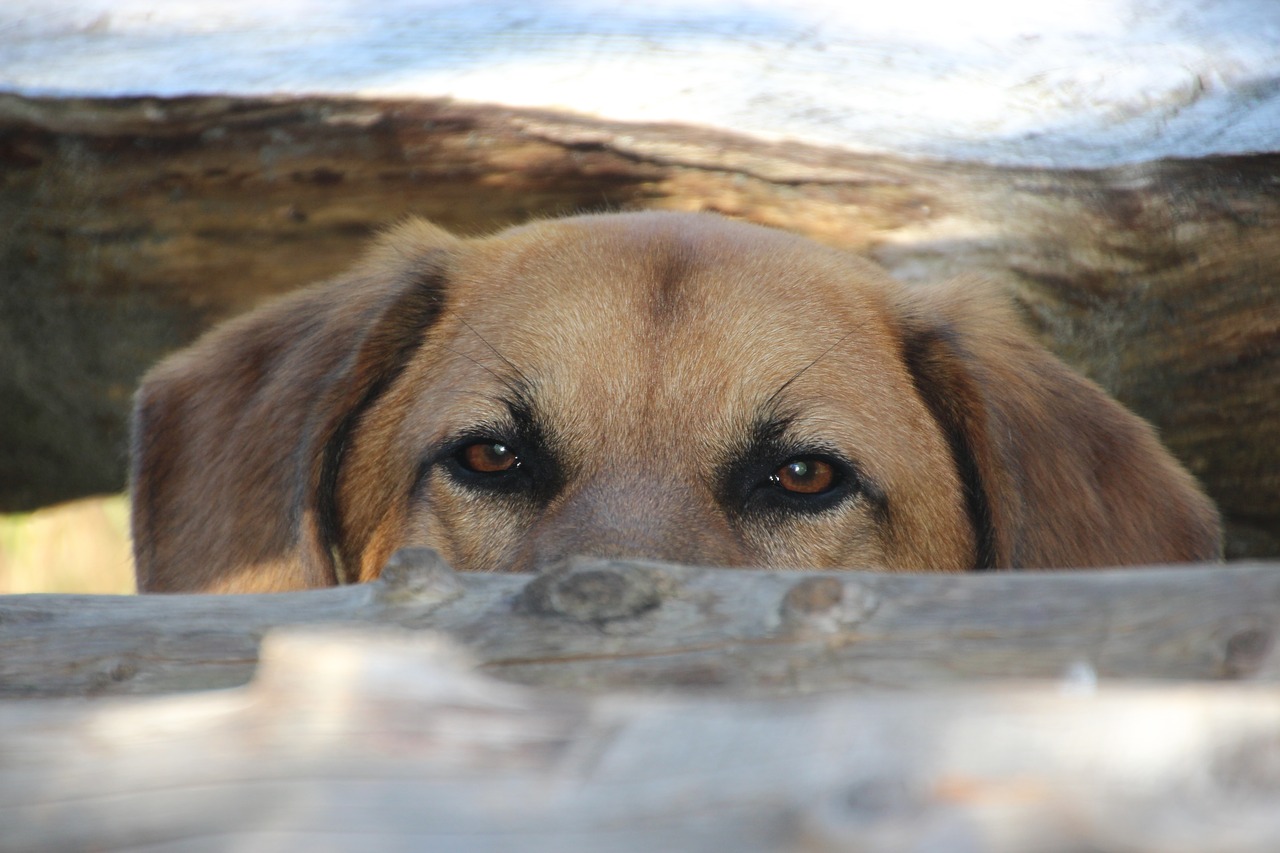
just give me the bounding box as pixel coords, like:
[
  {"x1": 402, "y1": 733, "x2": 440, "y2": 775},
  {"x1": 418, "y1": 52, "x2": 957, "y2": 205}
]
[{"x1": 2, "y1": 95, "x2": 1276, "y2": 556}]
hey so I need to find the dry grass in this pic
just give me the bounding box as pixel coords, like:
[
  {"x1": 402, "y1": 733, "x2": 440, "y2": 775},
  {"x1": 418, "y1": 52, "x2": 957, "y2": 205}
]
[{"x1": 0, "y1": 495, "x2": 135, "y2": 594}]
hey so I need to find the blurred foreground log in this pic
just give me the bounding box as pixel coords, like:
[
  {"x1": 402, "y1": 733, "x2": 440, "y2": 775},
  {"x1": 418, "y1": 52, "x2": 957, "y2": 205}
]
[
  {"x1": 4, "y1": 626, "x2": 1280, "y2": 852},
  {"x1": 3, "y1": 554, "x2": 1279, "y2": 850},
  {"x1": 2, "y1": 552, "x2": 1277, "y2": 698},
  {"x1": 1, "y1": 94, "x2": 1277, "y2": 555}
]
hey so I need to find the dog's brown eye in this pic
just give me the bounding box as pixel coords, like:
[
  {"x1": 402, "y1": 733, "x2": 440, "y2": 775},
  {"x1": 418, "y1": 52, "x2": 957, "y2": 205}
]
[
  {"x1": 459, "y1": 441, "x2": 519, "y2": 474},
  {"x1": 771, "y1": 458, "x2": 837, "y2": 494}
]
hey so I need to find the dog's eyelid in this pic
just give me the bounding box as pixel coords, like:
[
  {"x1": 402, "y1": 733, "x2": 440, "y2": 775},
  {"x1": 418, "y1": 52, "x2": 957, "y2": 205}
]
[
  {"x1": 456, "y1": 440, "x2": 521, "y2": 474},
  {"x1": 434, "y1": 426, "x2": 517, "y2": 458},
  {"x1": 421, "y1": 413, "x2": 567, "y2": 505},
  {"x1": 767, "y1": 449, "x2": 858, "y2": 489},
  {"x1": 769, "y1": 454, "x2": 843, "y2": 495},
  {"x1": 411, "y1": 427, "x2": 518, "y2": 490},
  {"x1": 719, "y1": 429, "x2": 869, "y2": 517},
  {"x1": 435, "y1": 434, "x2": 530, "y2": 493}
]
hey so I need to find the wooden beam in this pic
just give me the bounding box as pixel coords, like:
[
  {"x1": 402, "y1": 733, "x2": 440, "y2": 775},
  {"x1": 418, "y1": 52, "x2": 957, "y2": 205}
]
[{"x1": 2, "y1": 551, "x2": 1276, "y2": 698}]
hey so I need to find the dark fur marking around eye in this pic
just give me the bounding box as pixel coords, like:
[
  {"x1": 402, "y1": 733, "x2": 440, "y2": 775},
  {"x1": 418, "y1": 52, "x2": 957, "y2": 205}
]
[
  {"x1": 415, "y1": 386, "x2": 567, "y2": 506},
  {"x1": 719, "y1": 415, "x2": 878, "y2": 520}
]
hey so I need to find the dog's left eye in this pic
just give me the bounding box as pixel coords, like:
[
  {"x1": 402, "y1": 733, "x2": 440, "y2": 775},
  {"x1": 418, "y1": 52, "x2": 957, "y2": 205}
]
[
  {"x1": 456, "y1": 441, "x2": 520, "y2": 474},
  {"x1": 735, "y1": 451, "x2": 858, "y2": 516},
  {"x1": 771, "y1": 458, "x2": 838, "y2": 495}
]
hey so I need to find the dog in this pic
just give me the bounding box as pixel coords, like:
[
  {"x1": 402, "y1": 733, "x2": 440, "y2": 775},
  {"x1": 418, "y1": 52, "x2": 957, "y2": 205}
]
[{"x1": 130, "y1": 212, "x2": 1221, "y2": 593}]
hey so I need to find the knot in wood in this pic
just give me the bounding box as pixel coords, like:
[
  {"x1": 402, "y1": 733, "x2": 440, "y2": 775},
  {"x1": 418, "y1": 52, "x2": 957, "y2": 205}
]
[
  {"x1": 88, "y1": 660, "x2": 138, "y2": 693},
  {"x1": 780, "y1": 576, "x2": 877, "y2": 634},
  {"x1": 519, "y1": 561, "x2": 668, "y2": 623},
  {"x1": 375, "y1": 548, "x2": 465, "y2": 607},
  {"x1": 1221, "y1": 626, "x2": 1274, "y2": 678}
]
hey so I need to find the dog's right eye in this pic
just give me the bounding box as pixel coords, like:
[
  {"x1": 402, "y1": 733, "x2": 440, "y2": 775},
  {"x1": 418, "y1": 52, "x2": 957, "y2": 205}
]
[{"x1": 455, "y1": 441, "x2": 520, "y2": 474}]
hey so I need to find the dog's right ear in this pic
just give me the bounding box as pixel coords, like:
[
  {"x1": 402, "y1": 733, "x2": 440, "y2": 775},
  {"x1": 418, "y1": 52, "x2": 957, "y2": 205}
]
[
  {"x1": 130, "y1": 219, "x2": 459, "y2": 592},
  {"x1": 895, "y1": 278, "x2": 1221, "y2": 570}
]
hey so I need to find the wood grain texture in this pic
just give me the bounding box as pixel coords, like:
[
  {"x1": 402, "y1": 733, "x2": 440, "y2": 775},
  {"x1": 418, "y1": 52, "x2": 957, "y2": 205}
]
[
  {"x1": 2, "y1": 94, "x2": 1276, "y2": 555},
  {"x1": 2, "y1": 551, "x2": 1277, "y2": 698},
  {"x1": 3, "y1": 625, "x2": 1279, "y2": 852}
]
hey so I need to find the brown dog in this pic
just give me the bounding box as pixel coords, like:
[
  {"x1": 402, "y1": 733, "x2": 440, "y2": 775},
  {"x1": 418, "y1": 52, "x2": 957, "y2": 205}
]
[{"x1": 130, "y1": 212, "x2": 1220, "y2": 592}]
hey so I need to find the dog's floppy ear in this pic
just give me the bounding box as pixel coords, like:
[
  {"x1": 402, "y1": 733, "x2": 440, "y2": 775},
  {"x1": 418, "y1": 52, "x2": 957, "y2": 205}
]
[
  {"x1": 130, "y1": 219, "x2": 458, "y2": 592},
  {"x1": 897, "y1": 280, "x2": 1221, "y2": 569}
]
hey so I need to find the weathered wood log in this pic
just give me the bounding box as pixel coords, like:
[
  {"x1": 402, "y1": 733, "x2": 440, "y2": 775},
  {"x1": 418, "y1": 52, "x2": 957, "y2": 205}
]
[
  {"x1": 2, "y1": 551, "x2": 1277, "y2": 698},
  {"x1": 4, "y1": 626, "x2": 1280, "y2": 852},
  {"x1": 2, "y1": 94, "x2": 1277, "y2": 556}
]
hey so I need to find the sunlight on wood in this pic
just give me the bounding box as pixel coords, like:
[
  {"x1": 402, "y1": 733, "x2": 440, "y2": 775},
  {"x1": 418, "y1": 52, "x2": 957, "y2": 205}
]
[{"x1": 0, "y1": 495, "x2": 135, "y2": 594}]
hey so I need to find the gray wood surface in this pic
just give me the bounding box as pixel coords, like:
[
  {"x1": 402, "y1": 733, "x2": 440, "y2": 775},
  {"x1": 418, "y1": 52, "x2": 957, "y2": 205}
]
[
  {"x1": 4, "y1": 626, "x2": 1279, "y2": 852},
  {"x1": 3, "y1": 550, "x2": 1277, "y2": 698}
]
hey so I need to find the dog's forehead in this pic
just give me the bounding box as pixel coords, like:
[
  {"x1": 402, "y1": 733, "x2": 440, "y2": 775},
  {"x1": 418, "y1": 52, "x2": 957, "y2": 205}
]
[
  {"x1": 412, "y1": 214, "x2": 923, "y2": 453},
  {"x1": 464, "y1": 212, "x2": 865, "y2": 290},
  {"x1": 451, "y1": 213, "x2": 900, "y2": 345}
]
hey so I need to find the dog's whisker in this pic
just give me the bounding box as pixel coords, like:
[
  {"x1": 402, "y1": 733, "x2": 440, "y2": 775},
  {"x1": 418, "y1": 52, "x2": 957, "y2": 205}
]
[
  {"x1": 446, "y1": 310, "x2": 534, "y2": 394},
  {"x1": 442, "y1": 344, "x2": 511, "y2": 387},
  {"x1": 763, "y1": 329, "x2": 857, "y2": 413}
]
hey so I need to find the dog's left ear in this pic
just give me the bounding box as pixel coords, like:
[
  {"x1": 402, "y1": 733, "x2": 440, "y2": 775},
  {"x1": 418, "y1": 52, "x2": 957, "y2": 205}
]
[
  {"x1": 896, "y1": 279, "x2": 1221, "y2": 569},
  {"x1": 130, "y1": 219, "x2": 459, "y2": 592}
]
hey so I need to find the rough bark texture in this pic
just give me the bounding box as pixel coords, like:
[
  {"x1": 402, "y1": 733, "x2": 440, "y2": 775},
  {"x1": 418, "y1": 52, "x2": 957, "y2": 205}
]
[
  {"x1": 2, "y1": 551, "x2": 1277, "y2": 699},
  {"x1": 2, "y1": 94, "x2": 1277, "y2": 556},
  {"x1": 4, "y1": 624, "x2": 1280, "y2": 852}
]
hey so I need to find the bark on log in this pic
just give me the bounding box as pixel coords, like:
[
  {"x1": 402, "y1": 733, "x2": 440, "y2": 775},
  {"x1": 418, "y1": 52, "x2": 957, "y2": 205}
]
[
  {"x1": 2, "y1": 94, "x2": 1277, "y2": 556},
  {"x1": 2, "y1": 551, "x2": 1277, "y2": 699},
  {"x1": 4, "y1": 626, "x2": 1280, "y2": 853}
]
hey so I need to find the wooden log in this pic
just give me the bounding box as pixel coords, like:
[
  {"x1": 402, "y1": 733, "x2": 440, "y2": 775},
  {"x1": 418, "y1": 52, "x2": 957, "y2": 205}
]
[
  {"x1": 2, "y1": 94, "x2": 1277, "y2": 555},
  {"x1": 2, "y1": 551, "x2": 1277, "y2": 698},
  {"x1": 3, "y1": 626, "x2": 1280, "y2": 852}
]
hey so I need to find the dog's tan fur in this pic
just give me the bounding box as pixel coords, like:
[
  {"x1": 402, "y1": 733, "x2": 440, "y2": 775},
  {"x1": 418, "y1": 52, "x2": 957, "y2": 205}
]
[{"x1": 130, "y1": 212, "x2": 1220, "y2": 592}]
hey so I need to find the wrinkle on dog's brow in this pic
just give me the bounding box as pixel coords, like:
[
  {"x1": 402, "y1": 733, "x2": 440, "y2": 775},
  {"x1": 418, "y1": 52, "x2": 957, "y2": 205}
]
[{"x1": 646, "y1": 241, "x2": 698, "y2": 325}]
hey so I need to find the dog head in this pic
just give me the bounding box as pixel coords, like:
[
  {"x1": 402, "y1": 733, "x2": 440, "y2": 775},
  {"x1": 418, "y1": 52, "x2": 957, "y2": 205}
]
[{"x1": 130, "y1": 212, "x2": 1220, "y2": 592}]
